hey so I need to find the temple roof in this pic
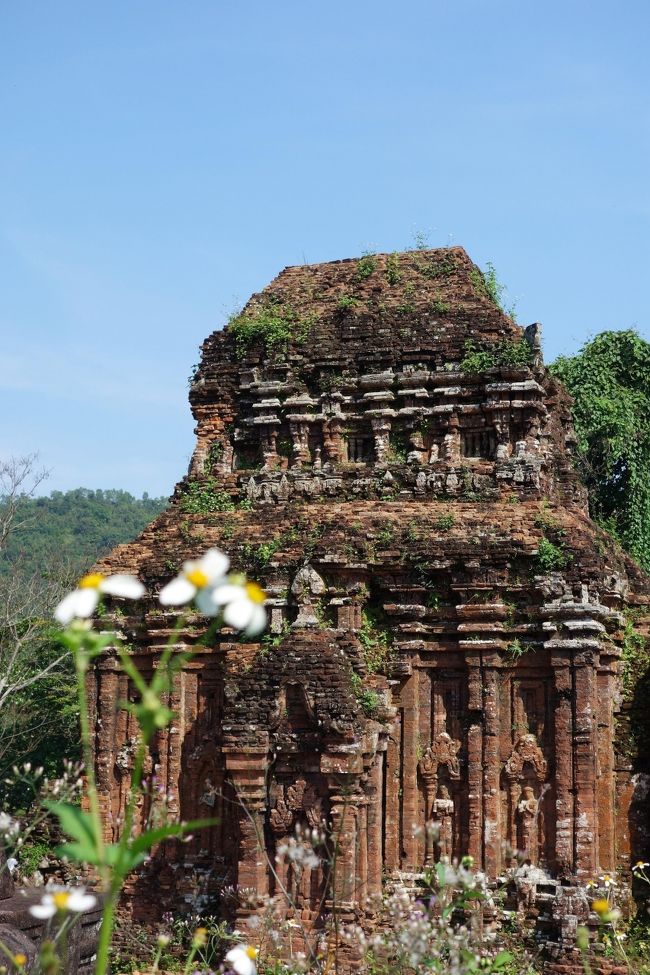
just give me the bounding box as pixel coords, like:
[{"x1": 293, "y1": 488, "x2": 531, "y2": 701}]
[{"x1": 194, "y1": 247, "x2": 525, "y2": 384}]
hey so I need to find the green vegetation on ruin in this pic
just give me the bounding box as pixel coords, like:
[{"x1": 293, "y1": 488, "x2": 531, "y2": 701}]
[
  {"x1": 228, "y1": 295, "x2": 317, "y2": 358},
  {"x1": 535, "y1": 537, "x2": 571, "y2": 572},
  {"x1": 180, "y1": 478, "x2": 236, "y2": 513},
  {"x1": 386, "y1": 429, "x2": 409, "y2": 464},
  {"x1": 430, "y1": 296, "x2": 450, "y2": 314},
  {"x1": 385, "y1": 252, "x2": 402, "y2": 285},
  {"x1": 460, "y1": 337, "x2": 533, "y2": 373},
  {"x1": 617, "y1": 609, "x2": 650, "y2": 768},
  {"x1": 469, "y1": 261, "x2": 518, "y2": 319},
  {"x1": 336, "y1": 294, "x2": 361, "y2": 311},
  {"x1": 411, "y1": 251, "x2": 457, "y2": 279},
  {"x1": 355, "y1": 252, "x2": 378, "y2": 280},
  {"x1": 350, "y1": 673, "x2": 381, "y2": 717},
  {"x1": 505, "y1": 638, "x2": 531, "y2": 661},
  {"x1": 358, "y1": 606, "x2": 393, "y2": 673}
]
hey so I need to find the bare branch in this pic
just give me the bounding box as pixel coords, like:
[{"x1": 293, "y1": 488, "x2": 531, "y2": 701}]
[{"x1": 0, "y1": 453, "x2": 49, "y2": 554}]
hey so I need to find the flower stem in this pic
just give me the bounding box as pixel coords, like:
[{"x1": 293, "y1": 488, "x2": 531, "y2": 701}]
[
  {"x1": 94, "y1": 888, "x2": 118, "y2": 975},
  {"x1": 75, "y1": 643, "x2": 107, "y2": 884},
  {"x1": 94, "y1": 614, "x2": 187, "y2": 975}
]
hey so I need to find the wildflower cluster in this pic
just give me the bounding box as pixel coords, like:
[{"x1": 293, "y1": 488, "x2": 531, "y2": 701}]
[
  {"x1": 0, "y1": 812, "x2": 19, "y2": 841},
  {"x1": 582, "y1": 871, "x2": 632, "y2": 967},
  {"x1": 54, "y1": 546, "x2": 268, "y2": 636},
  {"x1": 586, "y1": 872, "x2": 618, "y2": 908},
  {"x1": 276, "y1": 824, "x2": 325, "y2": 871},
  {"x1": 0, "y1": 760, "x2": 84, "y2": 882},
  {"x1": 344, "y1": 858, "x2": 511, "y2": 975}
]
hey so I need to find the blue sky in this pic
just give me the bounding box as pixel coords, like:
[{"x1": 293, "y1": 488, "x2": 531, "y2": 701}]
[{"x1": 1, "y1": 0, "x2": 648, "y2": 497}]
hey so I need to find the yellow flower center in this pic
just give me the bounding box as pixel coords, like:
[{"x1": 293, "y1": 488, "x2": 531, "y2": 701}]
[
  {"x1": 186, "y1": 569, "x2": 209, "y2": 589},
  {"x1": 53, "y1": 891, "x2": 71, "y2": 910},
  {"x1": 79, "y1": 573, "x2": 104, "y2": 590},
  {"x1": 246, "y1": 582, "x2": 266, "y2": 604},
  {"x1": 592, "y1": 898, "x2": 610, "y2": 916},
  {"x1": 13, "y1": 955, "x2": 27, "y2": 967},
  {"x1": 245, "y1": 947, "x2": 258, "y2": 960}
]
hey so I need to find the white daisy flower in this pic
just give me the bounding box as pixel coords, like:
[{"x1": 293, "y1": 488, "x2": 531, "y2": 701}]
[
  {"x1": 225, "y1": 945, "x2": 258, "y2": 975},
  {"x1": 29, "y1": 886, "x2": 97, "y2": 920},
  {"x1": 0, "y1": 812, "x2": 19, "y2": 838},
  {"x1": 158, "y1": 548, "x2": 229, "y2": 615},
  {"x1": 54, "y1": 573, "x2": 145, "y2": 624},
  {"x1": 210, "y1": 579, "x2": 267, "y2": 636}
]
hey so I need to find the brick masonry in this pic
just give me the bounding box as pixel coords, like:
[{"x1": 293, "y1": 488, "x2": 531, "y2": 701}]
[{"x1": 94, "y1": 248, "x2": 650, "y2": 945}]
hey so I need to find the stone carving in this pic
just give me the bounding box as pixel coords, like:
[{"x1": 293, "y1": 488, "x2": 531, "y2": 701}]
[
  {"x1": 505, "y1": 735, "x2": 548, "y2": 865},
  {"x1": 291, "y1": 565, "x2": 326, "y2": 627},
  {"x1": 371, "y1": 418, "x2": 391, "y2": 464},
  {"x1": 407, "y1": 431, "x2": 425, "y2": 464},
  {"x1": 269, "y1": 788, "x2": 294, "y2": 835},
  {"x1": 517, "y1": 785, "x2": 540, "y2": 863},
  {"x1": 513, "y1": 863, "x2": 548, "y2": 914},
  {"x1": 432, "y1": 785, "x2": 455, "y2": 861},
  {"x1": 115, "y1": 737, "x2": 138, "y2": 774},
  {"x1": 269, "y1": 778, "x2": 326, "y2": 841},
  {"x1": 504, "y1": 734, "x2": 547, "y2": 781},
  {"x1": 419, "y1": 734, "x2": 462, "y2": 864},
  {"x1": 199, "y1": 776, "x2": 218, "y2": 809},
  {"x1": 419, "y1": 732, "x2": 462, "y2": 783},
  {"x1": 291, "y1": 565, "x2": 326, "y2": 599}
]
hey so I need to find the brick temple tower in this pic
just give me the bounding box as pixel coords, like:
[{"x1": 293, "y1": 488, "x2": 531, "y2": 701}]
[{"x1": 95, "y1": 248, "x2": 649, "y2": 926}]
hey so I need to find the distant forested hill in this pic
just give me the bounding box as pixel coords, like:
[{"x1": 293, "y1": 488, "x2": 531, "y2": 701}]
[{"x1": 0, "y1": 488, "x2": 167, "y2": 578}]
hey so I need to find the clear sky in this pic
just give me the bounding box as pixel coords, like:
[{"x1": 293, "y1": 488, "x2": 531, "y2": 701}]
[{"x1": 1, "y1": 0, "x2": 648, "y2": 498}]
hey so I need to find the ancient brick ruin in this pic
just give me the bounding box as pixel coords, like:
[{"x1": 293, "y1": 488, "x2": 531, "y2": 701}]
[{"x1": 95, "y1": 248, "x2": 649, "y2": 956}]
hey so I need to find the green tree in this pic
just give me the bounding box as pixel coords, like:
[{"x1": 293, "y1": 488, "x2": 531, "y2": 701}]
[
  {"x1": 0, "y1": 486, "x2": 166, "y2": 580},
  {"x1": 0, "y1": 469, "x2": 167, "y2": 802},
  {"x1": 551, "y1": 329, "x2": 650, "y2": 570}
]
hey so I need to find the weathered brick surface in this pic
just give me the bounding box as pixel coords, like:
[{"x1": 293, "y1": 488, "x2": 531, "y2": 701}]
[{"x1": 95, "y1": 249, "x2": 650, "y2": 948}]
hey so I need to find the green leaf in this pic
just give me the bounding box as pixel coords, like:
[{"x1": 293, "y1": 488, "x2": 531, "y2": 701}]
[
  {"x1": 55, "y1": 841, "x2": 120, "y2": 868},
  {"x1": 44, "y1": 801, "x2": 98, "y2": 847},
  {"x1": 491, "y1": 951, "x2": 513, "y2": 970},
  {"x1": 110, "y1": 819, "x2": 218, "y2": 876},
  {"x1": 462, "y1": 888, "x2": 485, "y2": 901},
  {"x1": 129, "y1": 818, "x2": 217, "y2": 856},
  {"x1": 56, "y1": 841, "x2": 101, "y2": 865}
]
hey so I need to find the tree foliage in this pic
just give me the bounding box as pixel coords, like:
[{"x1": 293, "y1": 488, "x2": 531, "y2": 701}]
[
  {"x1": 551, "y1": 329, "x2": 650, "y2": 570},
  {"x1": 0, "y1": 487, "x2": 166, "y2": 581},
  {"x1": 0, "y1": 480, "x2": 166, "y2": 802}
]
